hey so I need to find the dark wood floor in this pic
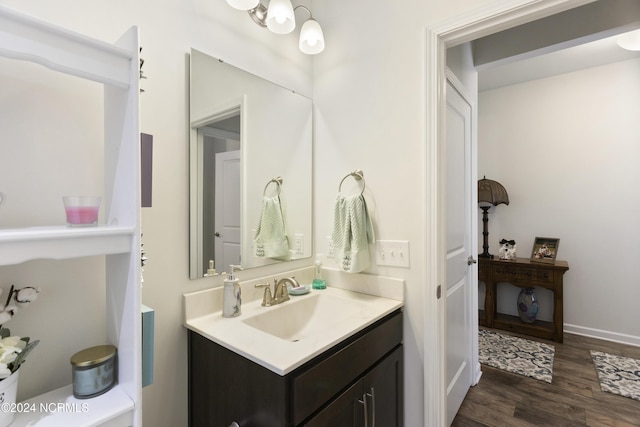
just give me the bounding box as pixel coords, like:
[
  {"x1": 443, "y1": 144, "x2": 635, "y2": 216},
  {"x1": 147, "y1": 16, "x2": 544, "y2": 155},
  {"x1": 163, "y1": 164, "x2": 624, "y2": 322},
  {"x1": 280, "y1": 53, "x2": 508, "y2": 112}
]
[{"x1": 452, "y1": 330, "x2": 640, "y2": 427}]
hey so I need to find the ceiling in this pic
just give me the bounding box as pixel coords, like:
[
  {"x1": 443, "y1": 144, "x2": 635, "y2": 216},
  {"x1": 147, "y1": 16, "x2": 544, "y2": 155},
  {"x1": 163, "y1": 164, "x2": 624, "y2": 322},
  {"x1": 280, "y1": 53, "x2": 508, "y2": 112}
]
[
  {"x1": 478, "y1": 30, "x2": 640, "y2": 91},
  {"x1": 474, "y1": 0, "x2": 640, "y2": 92}
]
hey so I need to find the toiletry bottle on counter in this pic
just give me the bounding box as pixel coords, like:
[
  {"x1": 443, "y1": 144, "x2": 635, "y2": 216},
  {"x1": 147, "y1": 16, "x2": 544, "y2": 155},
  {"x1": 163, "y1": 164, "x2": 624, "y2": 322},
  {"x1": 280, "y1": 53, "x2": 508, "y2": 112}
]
[
  {"x1": 312, "y1": 258, "x2": 326, "y2": 289},
  {"x1": 223, "y1": 265, "x2": 243, "y2": 318},
  {"x1": 205, "y1": 259, "x2": 217, "y2": 276}
]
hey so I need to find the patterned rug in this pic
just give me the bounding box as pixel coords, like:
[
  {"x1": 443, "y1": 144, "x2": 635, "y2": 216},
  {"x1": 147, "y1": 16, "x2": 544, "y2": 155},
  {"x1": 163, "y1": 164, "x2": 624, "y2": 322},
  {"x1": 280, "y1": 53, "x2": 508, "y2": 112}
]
[
  {"x1": 590, "y1": 351, "x2": 640, "y2": 401},
  {"x1": 479, "y1": 329, "x2": 555, "y2": 383}
]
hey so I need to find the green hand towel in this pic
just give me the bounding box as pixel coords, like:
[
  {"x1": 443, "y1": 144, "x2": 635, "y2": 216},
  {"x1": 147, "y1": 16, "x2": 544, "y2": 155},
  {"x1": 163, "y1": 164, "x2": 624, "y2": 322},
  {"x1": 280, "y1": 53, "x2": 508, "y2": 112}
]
[
  {"x1": 332, "y1": 194, "x2": 374, "y2": 273},
  {"x1": 254, "y1": 195, "x2": 290, "y2": 259}
]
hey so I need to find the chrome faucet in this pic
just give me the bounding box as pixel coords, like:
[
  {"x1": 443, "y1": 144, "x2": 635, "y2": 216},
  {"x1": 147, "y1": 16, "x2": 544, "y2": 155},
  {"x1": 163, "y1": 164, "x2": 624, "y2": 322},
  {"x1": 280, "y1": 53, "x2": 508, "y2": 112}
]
[{"x1": 255, "y1": 277, "x2": 299, "y2": 307}]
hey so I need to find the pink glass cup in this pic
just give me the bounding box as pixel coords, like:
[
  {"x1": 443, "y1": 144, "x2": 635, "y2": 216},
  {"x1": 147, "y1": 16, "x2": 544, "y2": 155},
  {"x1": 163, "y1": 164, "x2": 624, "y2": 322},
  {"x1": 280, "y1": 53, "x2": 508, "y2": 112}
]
[{"x1": 63, "y1": 196, "x2": 101, "y2": 226}]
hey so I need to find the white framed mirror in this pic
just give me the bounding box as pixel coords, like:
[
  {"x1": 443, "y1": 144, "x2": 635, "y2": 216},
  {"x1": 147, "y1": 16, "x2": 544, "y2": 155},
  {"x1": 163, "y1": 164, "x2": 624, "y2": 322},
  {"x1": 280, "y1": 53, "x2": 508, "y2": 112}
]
[{"x1": 189, "y1": 49, "x2": 313, "y2": 279}]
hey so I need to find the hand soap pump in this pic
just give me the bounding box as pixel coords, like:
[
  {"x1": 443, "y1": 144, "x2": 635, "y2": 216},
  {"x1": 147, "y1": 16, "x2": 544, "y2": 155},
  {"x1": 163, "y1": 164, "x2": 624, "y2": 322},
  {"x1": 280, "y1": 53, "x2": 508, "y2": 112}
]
[
  {"x1": 222, "y1": 265, "x2": 243, "y2": 318},
  {"x1": 312, "y1": 257, "x2": 326, "y2": 290}
]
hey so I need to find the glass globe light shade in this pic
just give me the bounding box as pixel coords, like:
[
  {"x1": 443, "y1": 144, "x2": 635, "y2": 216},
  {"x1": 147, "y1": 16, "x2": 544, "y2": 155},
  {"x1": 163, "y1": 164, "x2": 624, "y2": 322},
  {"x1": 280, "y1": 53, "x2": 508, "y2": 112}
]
[
  {"x1": 266, "y1": 0, "x2": 295, "y2": 34},
  {"x1": 226, "y1": 0, "x2": 260, "y2": 11},
  {"x1": 299, "y1": 19, "x2": 325, "y2": 54}
]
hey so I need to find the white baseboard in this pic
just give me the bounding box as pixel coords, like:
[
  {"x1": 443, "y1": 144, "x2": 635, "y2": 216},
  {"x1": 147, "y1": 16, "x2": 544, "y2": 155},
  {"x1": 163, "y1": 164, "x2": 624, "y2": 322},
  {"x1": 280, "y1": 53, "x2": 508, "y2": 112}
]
[{"x1": 564, "y1": 323, "x2": 640, "y2": 348}]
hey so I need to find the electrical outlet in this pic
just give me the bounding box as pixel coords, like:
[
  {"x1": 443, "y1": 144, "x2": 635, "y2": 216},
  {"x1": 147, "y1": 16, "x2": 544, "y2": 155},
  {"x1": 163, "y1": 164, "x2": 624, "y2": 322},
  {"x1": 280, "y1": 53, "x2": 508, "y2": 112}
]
[
  {"x1": 294, "y1": 234, "x2": 304, "y2": 255},
  {"x1": 375, "y1": 240, "x2": 410, "y2": 267}
]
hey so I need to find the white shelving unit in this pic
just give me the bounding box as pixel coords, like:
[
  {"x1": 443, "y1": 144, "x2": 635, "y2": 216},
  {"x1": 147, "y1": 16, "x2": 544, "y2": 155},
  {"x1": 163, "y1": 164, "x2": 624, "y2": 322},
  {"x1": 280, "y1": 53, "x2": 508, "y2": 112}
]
[{"x1": 0, "y1": 5, "x2": 141, "y2": 427}]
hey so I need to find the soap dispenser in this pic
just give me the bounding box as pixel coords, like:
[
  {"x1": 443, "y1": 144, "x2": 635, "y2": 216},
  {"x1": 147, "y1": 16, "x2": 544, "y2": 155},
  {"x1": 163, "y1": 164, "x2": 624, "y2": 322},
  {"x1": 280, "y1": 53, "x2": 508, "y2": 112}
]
[
  {"x1": 223, "y1": 265, "x2": 243, "y2": 318},
  {"x1": 312, "y1": 257, "x2": 326, "y2": 289}
]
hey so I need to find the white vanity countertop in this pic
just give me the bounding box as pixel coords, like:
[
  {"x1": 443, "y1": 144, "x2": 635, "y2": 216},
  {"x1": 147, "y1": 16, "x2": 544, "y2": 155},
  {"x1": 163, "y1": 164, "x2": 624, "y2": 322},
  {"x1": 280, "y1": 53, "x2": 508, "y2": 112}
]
[{"x1": 184, "y1": 268, "x2": 404, "y2": 375}]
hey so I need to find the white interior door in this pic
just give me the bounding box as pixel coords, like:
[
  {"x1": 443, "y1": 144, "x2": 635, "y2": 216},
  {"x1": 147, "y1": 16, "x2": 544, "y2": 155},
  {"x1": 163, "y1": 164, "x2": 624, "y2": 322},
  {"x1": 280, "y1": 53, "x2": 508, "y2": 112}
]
[
  {"x1": 214, "y1": 150, "x2": 241, "y2": 270},
  {"x1": 445, "y1": 77, "x2": 475, "y2": 425}
]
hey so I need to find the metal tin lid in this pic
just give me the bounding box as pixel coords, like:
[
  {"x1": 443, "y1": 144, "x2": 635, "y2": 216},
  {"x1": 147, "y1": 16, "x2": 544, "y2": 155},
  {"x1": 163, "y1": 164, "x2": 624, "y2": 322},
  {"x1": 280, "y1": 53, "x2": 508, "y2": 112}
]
[{"x1": 70, "y1": 345, "x2": 117, "y2": 367}]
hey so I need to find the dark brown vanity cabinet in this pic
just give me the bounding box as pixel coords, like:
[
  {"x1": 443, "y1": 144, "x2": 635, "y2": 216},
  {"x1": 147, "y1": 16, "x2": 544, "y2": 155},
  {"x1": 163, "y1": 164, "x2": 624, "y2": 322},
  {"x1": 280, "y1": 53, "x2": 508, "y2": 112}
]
[
  {"x1": 303, "y1": 346, "x2": 403, "y2": 426},
  {"x1": 188, "y1": 310, "x2": 403, "y2": 427}
]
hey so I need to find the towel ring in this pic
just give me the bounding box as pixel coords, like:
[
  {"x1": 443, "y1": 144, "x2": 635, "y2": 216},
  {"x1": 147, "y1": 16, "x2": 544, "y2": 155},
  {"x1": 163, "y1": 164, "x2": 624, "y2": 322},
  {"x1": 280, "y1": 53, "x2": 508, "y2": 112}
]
[
  {"x1": 338, "y1": 170, "x2": 365, "y2": 195},
  {"x1": 263, "y1": 176, "x2": 283, "y2": 196}
]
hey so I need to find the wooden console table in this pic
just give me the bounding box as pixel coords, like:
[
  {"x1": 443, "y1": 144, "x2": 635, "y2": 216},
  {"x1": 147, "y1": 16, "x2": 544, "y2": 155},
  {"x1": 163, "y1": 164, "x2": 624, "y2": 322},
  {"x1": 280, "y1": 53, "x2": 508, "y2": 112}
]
[{"x1": 478, "y1": 257, "x2": 569, "y2": 343}]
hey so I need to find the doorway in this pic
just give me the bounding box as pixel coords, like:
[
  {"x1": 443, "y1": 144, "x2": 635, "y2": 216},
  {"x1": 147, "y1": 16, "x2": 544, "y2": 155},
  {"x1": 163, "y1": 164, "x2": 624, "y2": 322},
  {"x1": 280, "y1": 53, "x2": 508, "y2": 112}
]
[{"x1": 424, "y1": 1, "x2": 596, "y2": 426}]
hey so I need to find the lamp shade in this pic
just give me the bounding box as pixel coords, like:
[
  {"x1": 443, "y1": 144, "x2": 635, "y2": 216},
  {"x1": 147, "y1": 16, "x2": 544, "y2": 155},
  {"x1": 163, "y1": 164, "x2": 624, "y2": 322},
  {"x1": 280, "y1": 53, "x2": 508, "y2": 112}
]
[
  {"x1": 226, "y1": 0, "x2": 260, "y2": 11},
  {"x1": 299, "y1": 19, "x2": 325, "y2": 54},
  {"x1": 478, "y1": 177, "x2": 509, "y2": 206},
  {"x1": 266, "y1": 0, "x2": 295, "y2": 34}
]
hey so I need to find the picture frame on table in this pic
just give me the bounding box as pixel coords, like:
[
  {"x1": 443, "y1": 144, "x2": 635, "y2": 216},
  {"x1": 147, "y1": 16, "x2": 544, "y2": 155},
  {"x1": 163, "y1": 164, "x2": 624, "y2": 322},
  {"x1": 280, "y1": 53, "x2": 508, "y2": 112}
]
[{"x1": 530, "y1": 237, "x2": 559, "y2": 264}]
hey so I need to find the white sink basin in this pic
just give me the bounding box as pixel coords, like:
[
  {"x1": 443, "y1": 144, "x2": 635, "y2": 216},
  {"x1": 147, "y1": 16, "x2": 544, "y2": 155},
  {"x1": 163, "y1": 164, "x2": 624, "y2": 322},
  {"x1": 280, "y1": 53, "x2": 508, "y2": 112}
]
[
  {"x1": 184, "y1": 286, "x2": 403, "y2": 375},
  {"x1": 242, "y1": 293, "x2": 370, "y2": 342}
]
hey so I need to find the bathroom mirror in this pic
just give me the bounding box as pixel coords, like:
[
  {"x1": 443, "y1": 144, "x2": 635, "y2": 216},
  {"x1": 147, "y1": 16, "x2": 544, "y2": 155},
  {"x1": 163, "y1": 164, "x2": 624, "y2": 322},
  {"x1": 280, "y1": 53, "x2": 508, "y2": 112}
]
[{"x1": 189, "y1": 49, "x2": 313, "y2": 279}]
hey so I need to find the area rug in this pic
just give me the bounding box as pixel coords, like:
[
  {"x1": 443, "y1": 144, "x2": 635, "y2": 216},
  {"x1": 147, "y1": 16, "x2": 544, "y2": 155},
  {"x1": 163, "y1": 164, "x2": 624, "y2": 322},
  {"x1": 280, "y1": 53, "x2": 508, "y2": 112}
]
[
  {"x1": 479, "y1": 329, "x2": 555, "y2": 383},
  {"x1": 590, "y1": 351, "x2": 640, "y2": 401}
]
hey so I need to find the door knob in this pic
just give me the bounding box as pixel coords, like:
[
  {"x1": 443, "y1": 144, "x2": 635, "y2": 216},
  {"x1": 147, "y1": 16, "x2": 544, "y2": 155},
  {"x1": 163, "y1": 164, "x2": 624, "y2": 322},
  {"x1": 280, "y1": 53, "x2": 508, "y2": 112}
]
[
  {"x1": 214, "y1": 232, "x2": 221, "y2": 237},
  {"x1": 467, "y1": 256, "x2": 477, "y2": 265}
]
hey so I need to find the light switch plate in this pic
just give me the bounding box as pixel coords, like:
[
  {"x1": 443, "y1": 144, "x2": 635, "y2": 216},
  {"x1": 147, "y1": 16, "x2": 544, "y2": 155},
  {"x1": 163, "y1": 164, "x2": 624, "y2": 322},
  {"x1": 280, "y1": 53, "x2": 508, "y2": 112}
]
[{"x1": 375, "y1": 240, "x2": 410, "y2": 267}]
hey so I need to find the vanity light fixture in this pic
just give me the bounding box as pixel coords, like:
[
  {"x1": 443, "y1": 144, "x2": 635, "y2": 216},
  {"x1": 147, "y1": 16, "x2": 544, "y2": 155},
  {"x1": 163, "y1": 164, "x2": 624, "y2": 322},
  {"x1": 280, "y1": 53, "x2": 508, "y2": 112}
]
[
  {"x1": 226, "y1": 0, "x2": 325, "y2": 55},
  {"x1": 617, "y1": 29, "x2": 640, "y2": 51}
]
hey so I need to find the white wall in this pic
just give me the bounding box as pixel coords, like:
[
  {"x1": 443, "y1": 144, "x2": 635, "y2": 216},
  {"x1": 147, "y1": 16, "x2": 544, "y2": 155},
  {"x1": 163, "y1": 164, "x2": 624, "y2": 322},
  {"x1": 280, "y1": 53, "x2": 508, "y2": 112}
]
[
  {"x1": 478, "y1": 57, "x2": 640, "y2": 343},
  {"x1": 312, "y1": 1, "x2": 497, "y2": 425}
]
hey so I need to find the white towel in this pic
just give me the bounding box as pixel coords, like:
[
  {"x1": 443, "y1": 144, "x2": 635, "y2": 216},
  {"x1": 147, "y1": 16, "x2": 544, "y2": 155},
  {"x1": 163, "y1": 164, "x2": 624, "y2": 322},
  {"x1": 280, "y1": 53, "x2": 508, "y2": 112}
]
[
  {"x1": 254, "y1": 196, "x2": 290, "y2": 259},
  {"x1": 332, "y1": 194, "x2": 375, "y2": 273}
]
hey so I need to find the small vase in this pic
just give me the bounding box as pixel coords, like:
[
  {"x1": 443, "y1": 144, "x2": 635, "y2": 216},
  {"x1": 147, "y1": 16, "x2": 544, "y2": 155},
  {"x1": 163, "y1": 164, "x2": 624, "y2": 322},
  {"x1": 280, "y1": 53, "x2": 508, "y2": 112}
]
[
  {"x1": 517, "y1": 287, "x2": 538, "y2": 323},
  {"x1": 0, "y1": 369, "x2": 19, "y2": 427}
]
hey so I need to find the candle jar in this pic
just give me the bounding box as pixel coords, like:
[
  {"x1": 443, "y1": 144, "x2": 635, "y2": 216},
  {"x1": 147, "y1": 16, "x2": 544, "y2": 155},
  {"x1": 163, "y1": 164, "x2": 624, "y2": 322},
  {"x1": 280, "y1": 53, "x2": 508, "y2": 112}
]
[
  {"x1": 70, "y1": 345, "x2": 117, "y2": 399},
  {"x1": 62, "y1": 196, "x2": 101, "y2": 226}
]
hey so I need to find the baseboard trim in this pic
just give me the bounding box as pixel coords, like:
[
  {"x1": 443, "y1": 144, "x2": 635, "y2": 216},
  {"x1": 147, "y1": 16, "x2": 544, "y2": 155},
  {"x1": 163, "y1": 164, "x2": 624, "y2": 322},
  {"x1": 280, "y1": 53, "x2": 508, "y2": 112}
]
[{"x1": 564, "y1": 323, "x2": 640, "y2": 348}]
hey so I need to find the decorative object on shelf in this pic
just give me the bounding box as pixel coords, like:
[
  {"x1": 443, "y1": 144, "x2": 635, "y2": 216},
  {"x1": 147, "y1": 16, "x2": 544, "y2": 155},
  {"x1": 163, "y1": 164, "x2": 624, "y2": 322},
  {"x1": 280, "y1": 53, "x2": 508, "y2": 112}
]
[
  {"x1": 517, "y1": 287, "x2": 538, "y2": 323},
  {"x1": 139, "y1": 47, "x2": 146, "y2": 93},
  {"x1": 140, "y1": 233, "x2": 148, "y2": 283},
  {"x1": 62, "y1": 196, "x2": 101, "y2": 226},
  {"x1": 498, "y1": 239, "x2": 517, "y2": 260},
  {"x1": 478, "y1": 177, "x2": 509, "y2": 259},
  {"x1": 70, "y1": 345, "x2": 117, "y2": 399},
  {"x1": 0, "y1": 367, "x2": 19, "y2": 427},
  {"x1": 225, "y1": 0, "x2": 325, "y2": 55},
  {"x1": 0, "y1": 285, "x2": 40, "y2": 427},
  {"x1": 530, "y1": 237, "x2": 560, "y2": 264}
]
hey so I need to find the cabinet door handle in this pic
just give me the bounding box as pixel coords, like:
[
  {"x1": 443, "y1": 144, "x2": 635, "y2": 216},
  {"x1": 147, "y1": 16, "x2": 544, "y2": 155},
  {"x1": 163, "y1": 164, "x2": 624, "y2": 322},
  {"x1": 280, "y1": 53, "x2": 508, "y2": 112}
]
[
  {"x1": 358, "y1": 394, "x2": 369, "y2": 427},
  {"x1": 366, "y1": 387, "x2": 376, "y2": 427}
]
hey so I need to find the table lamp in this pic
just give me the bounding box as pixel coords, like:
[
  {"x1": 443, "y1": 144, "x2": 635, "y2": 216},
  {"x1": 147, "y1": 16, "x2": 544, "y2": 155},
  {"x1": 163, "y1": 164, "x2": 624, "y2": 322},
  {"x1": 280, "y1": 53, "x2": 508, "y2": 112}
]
[{"x1": 478, "y1": 177, "x2": 509, "y2": 258}]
